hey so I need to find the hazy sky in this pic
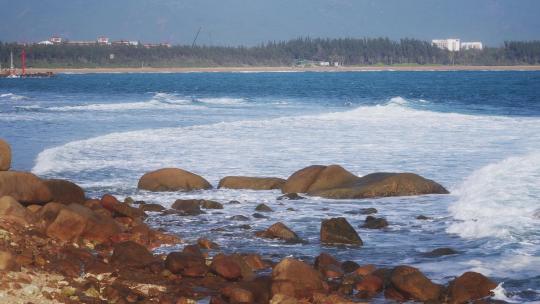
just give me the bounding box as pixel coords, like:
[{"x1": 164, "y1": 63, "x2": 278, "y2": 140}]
[{"x1": 1, "y1": 0, "x2": 539, "y2": 46}]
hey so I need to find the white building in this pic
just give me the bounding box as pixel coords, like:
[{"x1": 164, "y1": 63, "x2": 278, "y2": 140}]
[
  {"x1": 97, "y1": 36, "x2": 110, "y2": 45},
  {"x1": 432, "y1": 39, "x2": 461, "y2": 52},
  {"x1": 461, "y1": 42, "x2": 483, "y2": 50},
  {"x1": 38, "y1": 40, "x2": 54, "y2": 45},
  {"x1": 49, "y1": 36, "x2": 63, "y2": 44}
]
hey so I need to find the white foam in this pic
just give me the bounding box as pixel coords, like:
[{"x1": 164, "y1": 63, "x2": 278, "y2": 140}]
[
  {"x1": 0, "y1": 93, "x2": 28, "y2": 101},
  {"x1": 196, "y1": 97, "x2": 246, "y2": 105}
]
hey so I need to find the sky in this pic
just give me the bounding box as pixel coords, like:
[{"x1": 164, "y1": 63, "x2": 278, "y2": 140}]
[{"x1": 1, "y1": 0, "x2": 539, "y2": 46}]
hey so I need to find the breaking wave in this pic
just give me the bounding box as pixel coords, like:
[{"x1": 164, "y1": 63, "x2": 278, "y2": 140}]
[{"x1": 0, "y1": 93, "x2": 28, "y2": 101}]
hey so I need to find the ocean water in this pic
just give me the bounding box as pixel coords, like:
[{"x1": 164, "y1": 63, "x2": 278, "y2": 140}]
[{"x1": 1, "y1": 71, "x2": 539, "y2": 302}]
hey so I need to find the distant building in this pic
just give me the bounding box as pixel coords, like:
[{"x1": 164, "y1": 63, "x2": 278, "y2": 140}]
[
  {"x1": 97, "y1": 37, "x2": 110, "y2": 45},
  {"x1": 143, "y1": 43, "x2": 172, "y2": 48},
  {"x1": 432, "y1": 39, "x2": 461, "y2": 52},
  {"x1": 112, "y1": 40, "x2": 139, "y2": 46},
  {"x1": 38, "y1": 40, "x2": 54, "y2": 45},
  {"x1": 49, "y1": 36, "x2": 63, "y2": 44},
  {"x1": 461, "y1": 42, "x2": 483, "y2": 50},
  {"x1": 67, "y1": 41, "x2": 95, "y2": 46},
  {"x1": 318, "y1": 61, "x2": 330, "y2": 66}
]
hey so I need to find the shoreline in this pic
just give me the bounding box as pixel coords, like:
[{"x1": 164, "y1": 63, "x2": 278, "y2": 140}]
[{"x1": 25, "y1": 65, "x2": 540, "y2": 74}]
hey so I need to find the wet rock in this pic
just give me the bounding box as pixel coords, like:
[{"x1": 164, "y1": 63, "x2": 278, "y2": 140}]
[
  {"x1": 221, "y1": 285, "x2": 254, "y2": 303},
  {"x1": 0, "y1": 195, "x2": 35, "y2": 226},
  {"x1": 0, "y1": 171, "x2": 52, "y2": 205},
  {"x1": 183, "y1": 244, "x2": 204, "y2": 256},
  {"x1": 230, "y1": 215, "x2": 249, "y2": 221},
  {"x1": 271, "y1": 258, "x2": 326, "y2": 298},
  {"x1": 111, "y1": 241, "x2": 155, "y2": 268},
  {"x1": 355, "y1": 274, "x2": 383, "y2": 298},
  {"x1": 320, "y1": 217, "x2": 362, "y2": 246},
  {"x1": 447, "y1": 272, "x2": 497, "y2": 304},
  {"x1": 360, "y1": 208, "x2": 378, "y2": 215},
  {"x1": 423, "y1": 247, "x2": 458, "y2": 258},
  {"x1": 71, "y1": 204, "x2": 121, "y2": 243},
  {"x1": 283, "y1": 165, "x2": 357, "y2": 194},
  {"x1": 252, "y1": 212, "x2": 268, "y2": 219},
  {"x1": 314, "y1": 253, "x2": 341, "y2": 270},
  {"x1": 0, "y1": 250, "x2": 19, "y2": 271},
  {"x1": 165, "y1": 252, "x2": 208, "y2": 277},
  {"x1": 45, "y1": 206, "x2": 87, "y2": 241},
  {"x1": 137, "y1": 168, "x2": 212, "y2": 192},
  {"x1": 101, "y1": 194, "x2": 146, "y2": 219},
  {"x1": 276, "y1": 193, "x2": 305, "y2": 200},
  {"x1": 255, "y1": 222, "x2": 303, "y2": 243},
  {"x1": 361, "y1": 216, "x2": 388, "y2": 229},
  {"x1": 389, "y1": 265, "x2": 442, "y2": 302},
  {"x1": 255, "y1": 203, "x2": 273, "y2": 212},
  {"x1": 0, "y1": 139, "x2": 11, "y2": 171},
  {"x1": 200, "y1": 200, "x2": 224, "y2": 209},
  {"x1": 197, "y1": 237, "x2": 220, "y2": 249},
  {"x1": 341, "y1": 261, "x2": 360, "y2": 273},
  {"x1": 171, "y1": 199, "x2": 204, "y2": 216},
  {"x1": 26, "y1": 204, "x2": 42, "y2": 213},
  {"x1": 211, "y1": 254, "x2": 242, "y2": 280},
  {"x1": 44, "y1": 179, "x2": 86, "y2": 205},
  {"x1": 219, "y1": 176, "x2": 286, "y2": 190},
  {"x1": 417, "y1": 215, "x2": 431, "y2": 220},
  {"x1": 139, "y1": 203, "x2": 165, "y2": 212},
  {"x1": 228, "y1": 200, "x2": 242, "y2": 204},
  {"x1": 243, "y1": 254, "x2": 269, "y2": 271}
]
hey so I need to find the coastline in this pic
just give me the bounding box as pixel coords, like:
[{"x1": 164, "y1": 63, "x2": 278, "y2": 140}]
[{"x1": 25, "y1": 65, "x2": 540, "y2": 74}]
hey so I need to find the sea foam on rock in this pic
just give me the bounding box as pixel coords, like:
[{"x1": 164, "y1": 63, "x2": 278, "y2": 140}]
[
  {"x1": 218, "y1": 176, "x2": 286, "y2": 190},
  {"x1": 137, "y1": 168, "x2": 212, "y2": 192},
  {"x1": 0, "y1": 139, "x2": 11, "y2": 171},
  {"x1": 282, "y1": 164, "x2": 448, "y2": 199}
]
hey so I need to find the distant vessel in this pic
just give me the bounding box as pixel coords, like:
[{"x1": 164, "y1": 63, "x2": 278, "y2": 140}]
[{"x1": 1, "y1": 50, "x2": 54, "y2": 78}]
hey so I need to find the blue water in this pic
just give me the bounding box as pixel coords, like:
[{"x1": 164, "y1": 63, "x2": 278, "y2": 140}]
[{"x1": 1, "y1": 71, "x2": 539, "y2": 302}]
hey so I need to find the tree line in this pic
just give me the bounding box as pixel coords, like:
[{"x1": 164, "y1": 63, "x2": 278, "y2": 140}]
[{"x1": 1, "y1": 37, "x2": 539, "y2": 68}]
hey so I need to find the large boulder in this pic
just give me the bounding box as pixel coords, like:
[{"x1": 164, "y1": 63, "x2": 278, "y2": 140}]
[
  {"x1": 0, "y1": 196, "x2": 35, "y2": 226},
  {"x1": 45, "y1": 206, "x2": 87, "y2": 242},
  {"x1": 0, "y1": 171, "x2": 52, "y2": 205},
  {"x1": 171, "y1": 199, "x2": 205, "y2": 216},
  {"x1": 218, "y1": 176, "x2": 286, "y2": 190},
  {"x1": 447, "y1": 272, "x2": 497, "y2": 304},
  {"x1": 255, "y1": 222, "x2": 303, "y2": 243},
  {"x1": 210, "y1": 254, "x2": 243, "y2": 280},
  {"x1": 137, "y1": 168, "x2": 212, "y2": 192},
  {"x1": 320, "y1": 217, "x2": 362, "y2": 246},
  {"x1": 0, "y1": 139, "x2": 11, "y2": 171},
  {"x1": 282, "y1": 165, "x2": 356, "y2": 194},
  {"x1": 67, "y1": 204, "x2": 121, "y2": 243},
  {"x1": 389, "y1": 265, "x2": 442, "y2": 302},
  {"x1": 110, "y1": 241, "x2": 156, "y2": 268},
  {"x1": 165, "y1": 252, "x2": 208, "y2": 277},
  {"x1": 44, "y1": 179, "x2": 86, "y2": 205},
  {"x1": 271, "y1": 258, "x2": 325, "y2": 298}
]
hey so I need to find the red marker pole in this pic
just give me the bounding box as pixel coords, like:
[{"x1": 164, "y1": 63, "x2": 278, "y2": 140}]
[{"x1": 21, "y1": 49, "x2": 26, "y2": 76}]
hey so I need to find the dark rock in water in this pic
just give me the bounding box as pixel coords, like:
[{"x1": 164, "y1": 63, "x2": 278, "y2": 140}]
[
  {"x1": 416, "y1": 215, "x2": 431, "y2": 220},
  {"x1": 277, "y1": 193, "x2": 305, "y2": 200},
  {"x1": 447, "y1": 272, "x2": 497, "y2": 304},
  {"x1": 286, "y1": 208, "x2": 296, "y2": 211},
  {"x1": 124, "y1": 197, "x2": 135, "y2": 204},
  {"x1": 197, "y1": 238, "x2": 220, "y2": 249},
  {"x1": 341, "y1": 261, "x2": 360, "y2": 273},
  {"x1": 44, "y1": 179, "x2": 86, "y2": 205},
  {"x1": 252, "y1": 213, "x2": 268, "y2": 219},
  {"x1": 218, "y1": 176, "x2": 286, "y2": 190},
  {"x1": 255, "y1": 203, "x2": 273, "y2": 212},
  {"x1": 139, "y1": 203, "x2": 165, "y2": 212},
  {"x1": 321, "y1": 207, "x2": 329, "y2": 211},
  {"x1": 137, "y1": 168, "x2": 212, "y2": 192},
  {"x1": 228, "y1": 200, "x2": 242, "y2": 204},
  {"x1": 283, "y1": 164, "x2": 449, "y2": 199},
  {"x1": 200, "y1": 200, "x2": 224, "y2": 209},
  {"x1": 255, "y1": 222, "x2": 303, "y2": 243},
  {"x1": 230, "y1": 215, "x2": 249, "y2": 221},
  {"x1": 111, "y1": 241, "x2": 155, "y2": 268},
  {"x1": 361, "y1": 216, "x2": 389, "y2": 229},
  {"x1": 360, "y1": 208, "x2": 378, "y2": 215},
  {"x1": 171, "y1": 199, "x2": 205, "y2": 216},
  {"x1": 389, "y1": 265, "x2": 442, "y2": 302},
  {"x1": 422, "y1": 247, "x2": 458, "y2": 258},
  {"x1": 238, "y1": 224, "x2": 252, "y2": 230},
  {"x1": 320, "y1": 217, "x2": 362, "y2": 246},
  {"x1": 0, "y1": 171, "x2": 52, "y2": 205},
  {"x1": 0, "y1": 139, "x2": 11, "y2": 171}
]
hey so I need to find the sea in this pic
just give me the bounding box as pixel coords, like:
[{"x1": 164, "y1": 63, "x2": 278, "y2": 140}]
[{"x1": 1, "y1": 71, "x2": 539, "y2": 303}]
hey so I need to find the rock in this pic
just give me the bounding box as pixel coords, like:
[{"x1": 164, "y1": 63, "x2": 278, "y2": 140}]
[
  {"x1": 282, "y1": 165, "x2": 357, "y2": 194},
  {"x1": 252, "y1": 212, "x2": 268, "y2": 219},
  {"x1": 44, "y1": 179, "x2": 86, "y2": 205},
  {"x1": 0, "y1": 171, "x2": 52, "y2": 205},
  {"x1": 137, "y1": 168, "x2": 212, "y2": 192},
  {"x1": 313, "y1": 172, "x2": 449, "y2": 199},
  {"x1": 111, "y1": 241, "x2": 155, "y2": 267},
  {"x1": 243, "y1": 254, "x2": 268, "y2": 271},
  {"x1": 171, "y1": 199, "x2": 204, "y2": 216},
  {"x1": 341, "y1": 261, "x2": 360, "y2": 273},
  {"x1": 255, "y1": 203, "x2": 273, "y2": 212},
  {"x1": 219, "y1": 176, "x2": 286, "y2": 190},
  {"x1": 355, "y1": 274, "x2": 383, "y2": 298},
  {"x1": 0, "y1": 250, "x2": 19, "y2": 271},
  {"x1": 183, "y1": 244, "x2": 204, "y2": 256},
  {"x1": 270, "y1": 294, "x2": 298, "y2": 304},
  {"x1": 35, "y1": 202, "x2": 65, "y2": 228},
  {"x1": 314, "y1": 253, "x2": 341, "y2": 270},
  {"x1": 0, "y1": 139, "x2": 11, "y2": 171},
  {"x1": 45, "y1": 206, "x2": 87, "y2": 241},
  {"x1": 221, "y1": 285, "x2": 254, "y2": 303},
  {"x1": 360, "y1": 208, "x2": 378, "y2": 215},
  {"x1": 230, "y1": 215, "x2": 249, "y2": 221},
  {"x1": 281, "y1": 165, "x2": 327, "y2": 193},
  {"x1": 139, "y1": 203, "x2": 165, "y2": 212},
  {"x1": 0, "y1": 196, "x2": 35, "y2": 226},
  {"x1": 277, "y1": 193, "x2": 305, "y2": 200},
  {"x1": 417, "y1": 215, "x2": 431, "y2": 220},
  {"x1": 423, "y1": 247, "x2": 458, "y2": 258},
  {"x1": 447, "y1": 272, "x2": 497, "y2": 304},
  {"x1": 68, "y1": 204, "x2": 121, "y2": 243},
  {"x1": 26, "y1": 204, "x2": 42, "y2": 213},
  {"x1": 165, "y1": 252, "x2": 207, "y2": 277},
  {"x1": 320, "y1": 217, "x2": 362, "y2": 246},
  {"x1": 390, "y1": 265, "x2": 442, "y2": 302},
  {"x1": 356, "y1": 264, "x2": 377, "y2": 276},
  {"x1": 200, "y1": 200, "x2": 224, "y2": 209},
  {"x1": 271, "y1": 258, "x2": 325, "y2": 298},
  {"x1": 361, "y1": 216, "x2": 388, "y2": 229},
  {"x1": 197, "y1": 237, "x2": 219, "y2": 249},
  {"x1": 211, "y1": 254, "x2": 242, "y2": 280},
  {"x1": 101, "y1": 194, "x2": 146, "y2": 219},
  {"x1": 255, "y1": 222, "x2": 303, "y2": 243}
]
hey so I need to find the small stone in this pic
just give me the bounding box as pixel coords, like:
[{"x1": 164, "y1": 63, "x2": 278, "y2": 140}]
[
  {"x1": 277, "y1": 193, "x2": 305, "y2": 200},
  {"x1": 252, "y1": 213, "x2": 268, "y2": 219},
  {"x1": 229, "y1": 215, "x2": 249, "y2": 221},
  {"x1": 255, "y1": 203, "x2": 273, "y2": 212}
]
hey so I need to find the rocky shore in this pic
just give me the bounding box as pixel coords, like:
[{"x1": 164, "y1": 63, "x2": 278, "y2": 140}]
[{"x1": 0, "y1": 138, "x2": 500, "y2": 303}]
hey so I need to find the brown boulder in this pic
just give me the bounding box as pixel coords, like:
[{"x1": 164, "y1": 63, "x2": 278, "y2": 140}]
[
  {"x1": 200, "y1": 200, "x2": 224, "y2": 209},
  {"x1": 139, "y1": 203, "x2": 165, "y2": 212},
  {"x1": 171, "y1": 199, "x2": 205, "y2": 215},
  {"x1": 0, "y1": 139, "x2": 11, "y2": 171},
  {"x1": 219, "y1": 176, "x2": 286, "y2": 190},
  {"x1": 355, "y1": 274, "x2": 383, "y2": 298},
  {"x1": 281, "y1": 165, "x2": 327, "y2": 193},
  {"x1": 165, "y1": 252, "x2": 208, "y2": 277},
  {"x1": 137, "y1": 168, "x2": 212, "y2": 192},
  {"x1": 320, "y1": 217, "x2": 362, "y2": 246},
  {"x1": 36, "y1": 202, "x2": 65, "y2": 229},
  {"x1": 361, "y1": 216, "x2": 389, "y2": 229},
  {"x1": 211, "y1": 254, "x2": 243, "y2": 280},
  {"x1": 0, "y1": 171, "x2": 52, "y2": 205},
  {"x1": 221, "y1": 285, "x2": 254, "y2": 303},
  {"x1": 447, "y1": 272, "x2": 497, "y2": 304},
  {"x1": 0, "y1": 251, "x2": 19, "y2": 271},
  {"x1": 111, "y1": 241, "x2": 155, "y2": 267},
  {"x1": 0, "y1": 196, "x2": 35, "y2": 226},
  {"x1": 243, "y1": 254, "x2": 269, "y2": 271},
  {"x1": 45, "y1": 206, "x2": 87, "y2": 241},
  {"x1": 255, "y1": 222, "x2": 303, "y2": 243},
  {"x1": 390, "y1": 265, "x2": 442, "y2": 302},
  {"x1": 44, "y1": 179, "x2": 86, "y2": 205},
  {"x1": 271, "y1": 258, "x2": 325, "y2": 298},
  {"x1": 67, "y1": 204, "x2": 121, "y2": 243}
]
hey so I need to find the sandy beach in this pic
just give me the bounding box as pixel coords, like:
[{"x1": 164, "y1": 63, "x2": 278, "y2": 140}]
[{"x1": 25, "y1": 65, "x2": 540, "y2": 74}]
